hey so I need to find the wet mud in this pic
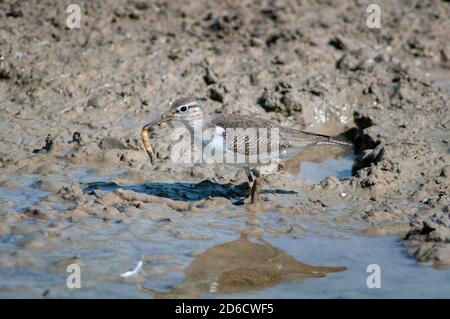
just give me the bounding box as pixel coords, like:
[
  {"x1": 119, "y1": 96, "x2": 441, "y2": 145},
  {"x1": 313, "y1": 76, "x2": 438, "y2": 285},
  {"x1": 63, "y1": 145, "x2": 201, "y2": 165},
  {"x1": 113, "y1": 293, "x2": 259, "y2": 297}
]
[{"x1": 0, "y1": 0, "x2": 449, "y2": 297}]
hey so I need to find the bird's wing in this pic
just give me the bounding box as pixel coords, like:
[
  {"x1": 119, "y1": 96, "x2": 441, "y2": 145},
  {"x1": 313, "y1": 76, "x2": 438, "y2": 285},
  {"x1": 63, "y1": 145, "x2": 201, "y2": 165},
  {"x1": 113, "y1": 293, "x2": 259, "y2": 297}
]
[
  {"x1": 210, "y1": 114, "x2": 290, "y2": 156},
  {"x1": 209, "y1": 114, "x2": 350, "y2": 157}
]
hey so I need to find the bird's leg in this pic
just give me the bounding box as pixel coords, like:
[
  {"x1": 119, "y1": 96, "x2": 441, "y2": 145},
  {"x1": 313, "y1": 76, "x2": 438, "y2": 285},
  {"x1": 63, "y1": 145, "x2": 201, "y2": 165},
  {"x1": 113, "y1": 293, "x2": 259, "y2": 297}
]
[
  {"x1": 244, "y1": 167, "x2": 254, "y2": 183},
  {"x1": 244, "y1": 167, "x2": 254, "y2": 198},
  {"x1": 250, "y1": 178, "x2": 260, "y2": 203},
  {"x1": 250, "y1": 168, "x2": 261, "y2": 203}
]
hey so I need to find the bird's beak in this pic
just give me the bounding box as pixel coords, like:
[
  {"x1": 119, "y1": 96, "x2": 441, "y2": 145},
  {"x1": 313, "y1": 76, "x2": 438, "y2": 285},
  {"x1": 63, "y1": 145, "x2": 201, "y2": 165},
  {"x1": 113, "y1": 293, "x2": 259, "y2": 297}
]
[{"x1": 144, "y1": 111, "x2": 173, "y2": 129}]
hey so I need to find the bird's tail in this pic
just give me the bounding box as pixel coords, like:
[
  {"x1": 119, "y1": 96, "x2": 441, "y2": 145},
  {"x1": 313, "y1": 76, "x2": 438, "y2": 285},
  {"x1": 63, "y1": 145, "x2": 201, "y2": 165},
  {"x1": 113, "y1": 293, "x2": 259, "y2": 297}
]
[
  {"x1": 281, "y1": 127, "x2": 352, "y2": 147},
  {"x1": 310, "y1": 133, "x2": 352, "y2": 146}
]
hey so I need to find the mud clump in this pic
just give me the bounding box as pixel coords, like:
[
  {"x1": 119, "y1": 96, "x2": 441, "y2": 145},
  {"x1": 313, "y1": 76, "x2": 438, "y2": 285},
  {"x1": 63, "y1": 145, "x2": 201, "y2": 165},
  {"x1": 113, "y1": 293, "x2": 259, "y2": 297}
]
[
  {"x1": 258, "y1": 81, "x2": 302, "y2": 115},
  {"x1": 405, "y1": 212, "x2": 450, "y2": 268},
  {"x1": 32, "y1": 135, "x2": 54, "y2": 154}
]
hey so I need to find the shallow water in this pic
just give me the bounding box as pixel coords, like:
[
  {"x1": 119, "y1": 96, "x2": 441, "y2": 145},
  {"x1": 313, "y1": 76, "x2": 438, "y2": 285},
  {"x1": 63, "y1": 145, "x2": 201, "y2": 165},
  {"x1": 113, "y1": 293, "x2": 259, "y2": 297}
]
[
  {"x1": 2, "y1": 226, "x2": 450, "y2": 298},
  {"x1": 0, "y1": 185, "x2": 49, "y2": 211},
  {"x1": 133, "y1": 218, "x2": 450, "y2": 299},
  {"x1": 283, "y1": 144, "x2": 355, "y2": 183},
  {"x1": 299, "y1": 156, "x2": 354, "y2": 183},
  {"x1": 1, "y1": 149, "x2": 449, "y2": 299},
  {"x1": 0, "y1": 174, "x2": 52, "y2": 209},
  {"x1": 237, "y1": 232, "x2": 450, "y2": 298}
]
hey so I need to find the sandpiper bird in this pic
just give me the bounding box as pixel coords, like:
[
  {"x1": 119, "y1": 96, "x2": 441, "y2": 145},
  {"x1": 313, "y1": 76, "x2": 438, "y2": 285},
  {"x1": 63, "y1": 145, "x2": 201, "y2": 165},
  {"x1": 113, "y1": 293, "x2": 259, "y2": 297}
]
[{"x1": 141, "y1": 97, "x2": 351, "y2": 203}]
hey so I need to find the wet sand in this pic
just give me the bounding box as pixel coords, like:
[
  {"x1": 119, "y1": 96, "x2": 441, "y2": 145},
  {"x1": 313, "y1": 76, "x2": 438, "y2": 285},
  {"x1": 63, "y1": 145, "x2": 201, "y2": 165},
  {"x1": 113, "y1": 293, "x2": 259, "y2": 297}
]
[{"x1": 0, "y1": 0, "x2": 450, "y2": 298}]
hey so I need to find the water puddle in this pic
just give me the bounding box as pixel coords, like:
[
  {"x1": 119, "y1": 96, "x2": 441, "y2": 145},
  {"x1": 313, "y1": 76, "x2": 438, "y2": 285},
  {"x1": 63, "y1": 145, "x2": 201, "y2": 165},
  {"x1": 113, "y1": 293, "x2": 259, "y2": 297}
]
[
  {"x1": 299, "y1": 156, "x2": 354, "y2": 183},
  {"x1": 131, "y1": 230, "x2": 450, "y2": 299},
  {"x1": 1, "y1": 165, "x2": 450, "y2": 298},
  {"x1": 1, "y1": 141, "x2": 448, "y2": 299},
  {"x1": 284, "y1": 144, "x2": 355, "y2": 183},
  {"x1": 137, "y1": 234, "x2": 346, "y2": 298},
  {"x1": 258, "y1": 232, "x2": 450, "y2": 298},
  {"x1": 0, "y1": 176, "x2": 50, "y2": 211},
  {"x1": 0, "y1": 168, "x2": 126, "y2": 212},
  {"x1": 67, "y1": 168, "x2": 127, "y2": 184}
]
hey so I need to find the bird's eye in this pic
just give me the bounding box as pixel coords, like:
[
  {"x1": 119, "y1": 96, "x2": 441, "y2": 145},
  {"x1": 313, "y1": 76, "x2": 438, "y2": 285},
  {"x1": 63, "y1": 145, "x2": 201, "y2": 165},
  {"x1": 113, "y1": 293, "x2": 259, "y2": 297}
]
[{"x1": 179, "y1": 106, "x2": 188, "y2": 112}]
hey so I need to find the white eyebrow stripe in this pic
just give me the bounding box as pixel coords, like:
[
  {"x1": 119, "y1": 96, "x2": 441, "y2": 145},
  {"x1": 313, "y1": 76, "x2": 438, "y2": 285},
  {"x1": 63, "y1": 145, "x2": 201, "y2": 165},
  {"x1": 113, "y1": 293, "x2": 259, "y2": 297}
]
[{"x1": 180, "y1": 102, "x2": 199, "y2": 108}]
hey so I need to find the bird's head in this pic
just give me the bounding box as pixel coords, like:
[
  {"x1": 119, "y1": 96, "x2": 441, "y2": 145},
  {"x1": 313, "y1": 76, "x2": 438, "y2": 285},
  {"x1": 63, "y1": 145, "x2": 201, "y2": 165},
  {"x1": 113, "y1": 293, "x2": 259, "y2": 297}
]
[
  {"x1": 143, "y1": 97, "x2": 205, "y2": 134},
  {"x1": 169, "y1": 97, "x2": 204, "y2": 125}
]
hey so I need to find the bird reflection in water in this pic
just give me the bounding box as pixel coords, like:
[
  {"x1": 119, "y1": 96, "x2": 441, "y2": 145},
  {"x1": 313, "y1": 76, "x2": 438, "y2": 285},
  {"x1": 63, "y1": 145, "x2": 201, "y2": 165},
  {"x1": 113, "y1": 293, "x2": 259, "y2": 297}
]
[{"x1": 137, "y1": 234, "x2": 346, "y2": 298}]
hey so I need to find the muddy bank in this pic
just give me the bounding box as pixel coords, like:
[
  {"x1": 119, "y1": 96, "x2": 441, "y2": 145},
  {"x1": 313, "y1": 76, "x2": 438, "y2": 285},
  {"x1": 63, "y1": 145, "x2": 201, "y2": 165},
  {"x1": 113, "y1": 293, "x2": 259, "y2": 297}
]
[{"x1": 0, "y1": 0, "x2": 450, "y2": 297}]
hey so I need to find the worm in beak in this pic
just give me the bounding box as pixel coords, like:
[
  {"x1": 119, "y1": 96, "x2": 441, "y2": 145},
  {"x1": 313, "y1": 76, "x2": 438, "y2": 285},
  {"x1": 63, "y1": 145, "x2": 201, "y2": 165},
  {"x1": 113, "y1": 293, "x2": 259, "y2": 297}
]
[{"x1": 141, "y1": 112, "x2": 173, "y2": 164}]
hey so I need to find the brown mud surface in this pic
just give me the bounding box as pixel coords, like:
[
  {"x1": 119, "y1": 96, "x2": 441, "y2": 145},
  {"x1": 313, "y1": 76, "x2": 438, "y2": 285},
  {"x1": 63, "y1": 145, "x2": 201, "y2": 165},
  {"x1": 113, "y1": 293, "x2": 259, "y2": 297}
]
[{"x1": 0, "y1": 0, "x2": 449, "y2": 298}]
